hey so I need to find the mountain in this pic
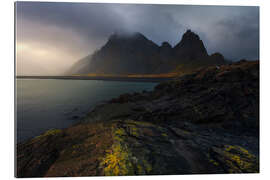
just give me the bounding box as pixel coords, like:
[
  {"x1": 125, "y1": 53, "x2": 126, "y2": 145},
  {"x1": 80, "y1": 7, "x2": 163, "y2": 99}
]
[
  {"x1": 67, "y1": 30, "x2": 226, "y2": 75},
  {"x1": 174, "y1": 29, "x2": 208, "y2": 61}
]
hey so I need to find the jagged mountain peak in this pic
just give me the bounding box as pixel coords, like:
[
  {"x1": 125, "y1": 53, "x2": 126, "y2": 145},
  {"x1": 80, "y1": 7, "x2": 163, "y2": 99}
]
[
  {"x1": 174, "y1": 29, "x2": 208, "y2": 60},
  {"x1": 181, "y1": 29, "x2": 200, "y2": 42}
]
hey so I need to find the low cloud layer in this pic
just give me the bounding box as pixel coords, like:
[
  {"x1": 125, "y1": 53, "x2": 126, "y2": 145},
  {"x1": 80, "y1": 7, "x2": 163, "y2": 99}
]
[{"x1": 16, "y1": 2, "x2": 259, "y2": 75}]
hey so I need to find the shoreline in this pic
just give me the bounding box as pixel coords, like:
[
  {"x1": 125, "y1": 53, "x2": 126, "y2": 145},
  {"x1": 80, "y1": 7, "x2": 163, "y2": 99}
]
[
  {"x1": 16, "y1": 75, "x2": 174, "y2": 83},
  {"x1": 16, "y1": 76, "x2": 158, "y2": 143},
  {"x1": 16, "y1": 61, "x2": 259, "y2": 177}
]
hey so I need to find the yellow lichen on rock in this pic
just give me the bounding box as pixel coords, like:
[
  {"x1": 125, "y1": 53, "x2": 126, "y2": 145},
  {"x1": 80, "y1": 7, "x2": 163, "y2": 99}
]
[
  {"x1": 100, "y1": 126, "x2": 152, "y2": 176},
  {"x1": 33, "y1": 129, "x2": 62, "y2": 141},
  {"x1": 129, "y1": 126, "x2": 139, "y2": 137},
  {"x1": 211, "y1": 145, "x2": 259, "y2": 173},
  {"x1": 209, "y1": 158, "x2": 219, "y2": 166},
  {"x1": 114, "y1": 128, "x2": 126, "y2": 137},
  {"x1": 100, "y1": 126, "x2": 135, "y2": 176},
  {"x1": 223, "y1": 145, "x2": 258, "y2": 172},
  {"x1": 161, "y1": 133, "x2": 168, "y2": 137},
  {"x1": 101, "y1": 143, "x2": 134, "y2": 176}
]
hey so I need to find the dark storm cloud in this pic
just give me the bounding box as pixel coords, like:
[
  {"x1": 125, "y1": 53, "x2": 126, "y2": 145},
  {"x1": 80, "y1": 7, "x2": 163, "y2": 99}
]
[
  {"x1": 16, "y1": 2, "x2": 259, "y2": 75},
  {"x1": 209, "y1": 8, "x2": 259, "y2": 60},
  {"x1": 17, "y1": 2, "x2": 124, "y2": 41}
]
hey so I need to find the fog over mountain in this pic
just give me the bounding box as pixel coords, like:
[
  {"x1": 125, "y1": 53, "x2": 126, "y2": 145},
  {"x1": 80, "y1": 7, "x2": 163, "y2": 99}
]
[
  {"x1": 67, "y1": 30, "x2": 226, "y2": 75},
  {"x1": 16, "y1": 2, "x2": 259, "y2": 75}
]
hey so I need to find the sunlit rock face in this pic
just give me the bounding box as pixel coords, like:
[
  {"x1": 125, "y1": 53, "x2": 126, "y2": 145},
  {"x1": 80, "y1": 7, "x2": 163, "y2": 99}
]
[{"x1": 67, "y1": 30, "x2": 226, "y2": 75}]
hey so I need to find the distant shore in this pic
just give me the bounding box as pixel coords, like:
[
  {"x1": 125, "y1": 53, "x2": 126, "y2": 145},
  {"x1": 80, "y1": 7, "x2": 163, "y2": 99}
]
[{"x1": 16, "y1": 75, "x2": 173, "y2": 82}]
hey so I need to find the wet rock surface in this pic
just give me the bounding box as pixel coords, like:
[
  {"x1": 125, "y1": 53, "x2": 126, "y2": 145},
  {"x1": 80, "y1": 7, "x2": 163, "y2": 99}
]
[{"x1": 17, "y1": 60, "x2": 259, "y2": 177}]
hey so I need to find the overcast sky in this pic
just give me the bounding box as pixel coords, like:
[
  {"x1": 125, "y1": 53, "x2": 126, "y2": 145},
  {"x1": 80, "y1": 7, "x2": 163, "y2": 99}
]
[{"x1": 16, "y1": 2, "x2": 259, "y2": 75}]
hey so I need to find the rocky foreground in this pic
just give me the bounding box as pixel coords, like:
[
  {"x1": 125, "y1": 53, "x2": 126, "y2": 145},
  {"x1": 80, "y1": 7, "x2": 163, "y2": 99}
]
[{"x1": 17, "y1": 60, "x2": 259, "y2": 177}]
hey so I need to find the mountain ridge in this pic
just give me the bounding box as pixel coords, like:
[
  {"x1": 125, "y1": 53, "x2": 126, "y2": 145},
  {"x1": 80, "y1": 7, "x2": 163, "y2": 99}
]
[{"x1": 67, "y1": 30, "x2": 226, "y2": 75}]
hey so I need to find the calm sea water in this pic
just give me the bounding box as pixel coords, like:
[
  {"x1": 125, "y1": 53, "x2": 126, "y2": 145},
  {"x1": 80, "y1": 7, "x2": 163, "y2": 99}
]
[{"x1": 16, "y1": 79, "x2": 157, "y2": 143}]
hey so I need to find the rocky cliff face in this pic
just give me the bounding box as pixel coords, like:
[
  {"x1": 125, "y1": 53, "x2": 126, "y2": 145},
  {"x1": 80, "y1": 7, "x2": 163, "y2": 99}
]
[
  {"x1": 67, "y1": 30, "x2": 226, "y2": 75},
  {"x1": 17, "y1": 60, "x2": 259, "y2": 177}
]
